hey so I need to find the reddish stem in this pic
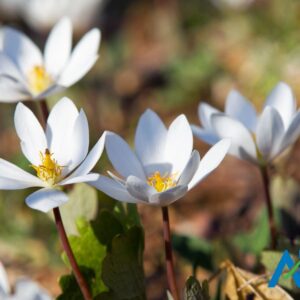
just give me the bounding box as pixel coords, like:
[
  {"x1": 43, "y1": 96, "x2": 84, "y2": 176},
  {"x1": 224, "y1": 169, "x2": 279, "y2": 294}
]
[
  {"x1": 53, "y1": 207, "x2": 92, "y2": 300},
  {"x1": 161, "y1": 206, "x2": 179, "y2": 300},
  {"x1": 260, "y1": 165, "x2": 277, "y2": 249}
]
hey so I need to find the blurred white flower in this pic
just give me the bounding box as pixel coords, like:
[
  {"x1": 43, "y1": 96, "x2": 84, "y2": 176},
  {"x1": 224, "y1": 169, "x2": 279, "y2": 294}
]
[
  {"x1": 91, "y1": 109, "x2": 230, "y2": 206},
  {"x1": 211, "y1": 0, "x2": 255, "y2": 10},
  {"x1": 0, "y1": 17, "x2": 101, "y2": 102},
  {"x1": 0, "y1": 0, "x2": 106, "y2": 32},
  {"x1": 0, "y1": 262, "x2": 51, "y2": 300},
  {"x1": 192, "y1": 82, "x2": 300, "y2": 165},
  {"x1": 0, "y1": 97, "x2": 105, "y2": 212}
]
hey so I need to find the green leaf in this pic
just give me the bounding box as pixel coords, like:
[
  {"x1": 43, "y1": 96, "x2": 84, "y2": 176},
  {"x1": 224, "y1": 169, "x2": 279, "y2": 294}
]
[
  {"x1": 91, "y1": 210, "x2": 124, "y2": 247},
  {"x1": 95, "y1": 291, "x2": 117, "y2": 300},
  {"x1": 113, "y1": 202, "x2": 141, "y2": 228},
  {"x1": 184, "y1": 276, "x2": 210, "y2": 300},
  {"x1": 57, "y1": 267, "x2": 95, "y2": 300},
  {"x1": 58, "y1": 200, "x2": 145, "y2": 300},
  {"x1": 60, "y1": 218, "x2": 107, "y2": 297},
  {"x1": 101, "y1": 226, "x2": 146, "y2": 299},
  {"x1": 233, "y1": 208, "x2": 269, "y2": 255},
  {"x1": 172, "y1": 233, "x2": 214, "y2": 271}
]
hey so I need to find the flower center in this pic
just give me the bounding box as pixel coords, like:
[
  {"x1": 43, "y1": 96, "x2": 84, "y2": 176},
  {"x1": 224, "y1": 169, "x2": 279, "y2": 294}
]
[
  {"x1": 31, "y1": 149, "x2": 63, "y2": 185},
  {"x1": 147, "y1": 171, "x2": 176, "y2": 192},
  {"x1": 28, "y1": 65, "x2": 52, "y2": 94}
]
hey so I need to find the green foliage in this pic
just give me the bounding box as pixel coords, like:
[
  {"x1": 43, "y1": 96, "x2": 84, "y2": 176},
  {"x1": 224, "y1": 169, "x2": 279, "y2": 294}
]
[
  {"x1": 59, "y1": 218, "x2": 107, "y2": 298},
  {"x1": 233, "y1": 209, "x2": 269, "y2": 255},
  {"x1": 158, "y1": 47, "x2": 218, "y2": 108},
  {"x1": 184, "y1": 276, "x2": 210, "y2": 300},
  {"x1": 99, "y1": 226, "x2": 146, "y2": 300},
  {"x1": 172, "y1": 233, "x2": 214, "y2": 272},
  {"x1": 58, "y1": 198, "x2": 146, "y2": 300},
  {"x1": 91, "y1": 210, "x2": 124, "y2": 247},
  {"x1": 57, "y1": 268, "x2": 95, "y2": 300}
]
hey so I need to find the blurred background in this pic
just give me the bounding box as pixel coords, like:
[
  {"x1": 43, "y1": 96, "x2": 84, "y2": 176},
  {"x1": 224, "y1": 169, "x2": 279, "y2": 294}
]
[{"x1": 0, "y1": 0, "x2": 300, "y2": 299}]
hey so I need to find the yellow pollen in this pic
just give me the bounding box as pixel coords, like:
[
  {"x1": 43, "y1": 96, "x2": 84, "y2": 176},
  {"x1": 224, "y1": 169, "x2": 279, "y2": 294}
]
[
  {"x1": 147, "y1": 171, "x2": 177, "y2": 192},
  {"x1": 28, "y1": 65, "x2": 52, "y2": 94},
  {"x1": 31, "y1": 149, "x2": 63, "y2": 185}
]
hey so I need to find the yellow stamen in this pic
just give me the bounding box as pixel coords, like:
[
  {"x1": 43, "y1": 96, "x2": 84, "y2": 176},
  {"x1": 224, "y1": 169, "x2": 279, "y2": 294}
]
[
  {"x1": 31, "y1": 149, "x2": 63, "y2": 185},
  {"x1": 147, "y1": 171, "x2": 176, "y2": 192},
  {"x1": 28, "y1": 65, "x2": 52, "y2": 94}
]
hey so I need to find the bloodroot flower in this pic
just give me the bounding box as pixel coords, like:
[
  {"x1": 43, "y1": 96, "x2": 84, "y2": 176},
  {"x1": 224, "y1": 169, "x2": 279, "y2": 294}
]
[
  {"x1": 0, "y1": 17, "x2": 100, "y2": 102},
  {"x1": 192, "y1": 82, "x2": 300, "y2": 165},
  {"x1": 0, "y1": 262, "x2": 51, "y2": 300},
  {"x1": 91, "y1": 109, "x2": 230, "y2": 206},
  {"x1": 0, "y1": 97, "x2": 105, "y2": 212}
]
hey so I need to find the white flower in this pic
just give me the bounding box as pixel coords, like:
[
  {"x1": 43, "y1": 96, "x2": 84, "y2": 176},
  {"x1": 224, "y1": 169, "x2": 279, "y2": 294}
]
[
  {"x1": 0, "y1": 262, "x2": 51, "y2": 300},
  {"x1": 0, "y1": 17, "x2": 101, "y2": 102},
  {"x1": 91, "y1": 109, "x2": 230, "y2": 206},
  {"x1": 0, "y1": 97, "x2": 105, "y2": 212},
  {"x1": 192, "y1": 82, "x2": 300, "y2": 165},
  {"x1": 0, "y1": 0, "x2": 106, "y2": 32},
  {"x1": 211, "y1": 0, "x2": 255, "y2": 10}
]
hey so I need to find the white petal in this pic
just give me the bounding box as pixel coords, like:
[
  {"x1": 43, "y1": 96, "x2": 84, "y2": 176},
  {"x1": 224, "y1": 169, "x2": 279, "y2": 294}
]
[
  {"x1": 14, "y1": 102, "x2": 47, "y2": 165},
  {"x1": 178, "y1": 150, "x2": 200, "y2": 187},
  {"x1": 0, "y1": 177, "x2": 42, "y2": 189},
  {"x1": 107, "y1": 171, "x2": 126, "y2": 185},
  {"x1": 58, "y1": 28, "x2": 100, "y2": 87},
  {"x1": 25, "y1": 188, "x2": 68, "y2": 212},
  {"x1": 44, "y1": 17, "x2": 72, "y2": 77},
  {"x1": 60, "y1": 173, "x2": 99, "y2": 185},
  {"x1": 35, "y1": 83, "x2": 65, "y2": 100},
  {"x1": 2, "y1": 27, "x2": 43, "y2": 75},
  {"x1": 0, "y1": 159, "x2": 45, "y2": 189},
  {"x1": 66, "y1": 109, "x2": 89, "y2": 173},
  {"x1": 65, "y1": 132, "x2": 105, "y2": 180},
  {"x1": 0, "y1": 262, "x2": 9, "y2": 295},
  {"x1": 165, "y1": 115, "x2": 193, "y2": 175},
  {"x1": 46, "y1": 97, "x2": 79, "y2": 166},
  {"x1": 189, "y1": 139, "x2": 230, "y2": 189},
  {"x1": 191, "y1": 125, "x2": 220, "y2": 145},
  {"x1": 0, "y1": 52, "x2": 26, "y2": 84},
  {"x1": 149, "y1": 185, "x2": 188, "y2": 206},
  {"x1": 134, "y1": 109, "x2": 167, "y2": 173},
  {"x1": 279, "y1": 110, "x2": 300, "y2": 154},
  {"x1": 256, "y1": 106, "x2": 285, "y2": 161},
  {"x1": 198, "y1": 102, "x2": 220, "y2": 130},
  {"x1": 90, "y1": 175, "x2": 138, "y2": 203},
  {"x1": 126, "y1": 175, "x2": 155, "y2": 202},
  {"x1": 264, "y1": 82, "x2": 296, "y2": 128},
  {"x1": 225, "y1": 90, "x2": 257, "y2": 131},
  {"x1": 14, "y1": 279, "x2": 51, "y2": 300},
  {"x1": 211, "y1": 114, "x2": 257, "y2": 162},
  {"x1": 105, "y1": 132, "x2": 146, "y2": 180},
  {"x1": 0, "y1": 76, "x2": 30, "y2": 102}
]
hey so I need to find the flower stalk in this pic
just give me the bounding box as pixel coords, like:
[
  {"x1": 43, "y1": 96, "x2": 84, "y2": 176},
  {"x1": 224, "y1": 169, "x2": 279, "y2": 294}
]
[
  {"x1": 260, "y1": 165, "x2": 277, "y2": 249},
  {"x1": 161, "y1": 206, "x2": 179, "y2": 300},
  {"x1": 39, "y1": 99, "x2": 92, "y2": 300}
]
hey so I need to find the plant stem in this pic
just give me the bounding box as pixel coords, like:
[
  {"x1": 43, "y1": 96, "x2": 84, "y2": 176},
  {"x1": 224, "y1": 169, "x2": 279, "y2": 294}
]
[
  {"x1": 260, "y1": 165, "x2": 277, "y2": 249},
  {"x1": 38, "y1": 99, "x2": 93, "y2": 300},
  {"x1": 161, "y1": 206, "x2": 179, "y2": 300},
  {"x1": 39, "y1": 99, "x2": 50, "y2": 121},
  {"x1": 53, "y1": 207, "x2": 92, "y2": 300}
]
